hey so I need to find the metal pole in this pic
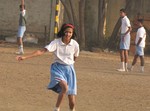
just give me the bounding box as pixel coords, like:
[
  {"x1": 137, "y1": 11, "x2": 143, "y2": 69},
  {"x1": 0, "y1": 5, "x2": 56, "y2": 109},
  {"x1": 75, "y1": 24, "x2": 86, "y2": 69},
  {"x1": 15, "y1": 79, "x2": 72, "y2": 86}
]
[
  {"x1": 48, "y1": 0, "x2": 53, "y2": 42},
  {"x1": 54, "y1": 0, "x2": 60, "y2": 38}
]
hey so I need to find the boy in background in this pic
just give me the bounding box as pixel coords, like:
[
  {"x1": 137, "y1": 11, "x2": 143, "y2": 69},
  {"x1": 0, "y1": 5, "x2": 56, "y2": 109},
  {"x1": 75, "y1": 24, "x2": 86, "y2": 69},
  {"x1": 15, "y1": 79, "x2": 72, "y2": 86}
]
[
  {"x1": 130, "y1": 19, "x2": 146, "y2": 73},
  {"x1": 117, "y1": 8, "x2": 132, "y2": 72}
]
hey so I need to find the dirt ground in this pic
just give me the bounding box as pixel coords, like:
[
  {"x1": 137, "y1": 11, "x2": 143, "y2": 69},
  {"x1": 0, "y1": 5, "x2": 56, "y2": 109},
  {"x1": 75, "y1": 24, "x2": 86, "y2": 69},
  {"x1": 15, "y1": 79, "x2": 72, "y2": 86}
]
[{"x1": 0, "y1": 42, "x2": 150, "y2": 111}]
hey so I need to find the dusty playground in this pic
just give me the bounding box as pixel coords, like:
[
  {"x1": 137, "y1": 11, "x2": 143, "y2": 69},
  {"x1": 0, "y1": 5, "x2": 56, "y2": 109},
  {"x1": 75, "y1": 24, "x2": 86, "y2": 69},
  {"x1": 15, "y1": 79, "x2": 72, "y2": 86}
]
[{"x1": 0, "y1": 42, "x2": 150, "y2": 111}]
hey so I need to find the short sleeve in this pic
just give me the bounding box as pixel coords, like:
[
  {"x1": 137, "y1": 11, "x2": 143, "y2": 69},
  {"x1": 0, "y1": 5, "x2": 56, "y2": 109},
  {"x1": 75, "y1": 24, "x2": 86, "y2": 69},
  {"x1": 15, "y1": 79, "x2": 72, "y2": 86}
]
[
  {"x1": 21, "y1": 10, "x2": 26, "y2": 16},
  {"x1": 74, "y1": 42, "x2": 80, "y2": 57},
  {"x1": 126, "y1": 18, "x2": 131, "y2": 27},
  {"x1": 45, "y1": 40, "x2": 57, "y2": 52},
  {"x1": 139, "y1": 29, "x2": 146, "y2": 39}
]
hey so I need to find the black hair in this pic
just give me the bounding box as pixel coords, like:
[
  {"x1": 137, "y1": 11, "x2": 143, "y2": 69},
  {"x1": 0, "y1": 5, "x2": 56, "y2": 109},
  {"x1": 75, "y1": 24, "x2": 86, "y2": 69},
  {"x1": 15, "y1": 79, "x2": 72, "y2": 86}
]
[
  {"x1": 137, "y1": 19, "x2": 144, "y2": 24},
  {"x1": 120, "y1": 8, "x2": 126, "y2": 13},
  {"x1": 57, "y1": 23, "x2": 76, "y2": 39},
  {"x1": 19, "y1": 5, "x2": 25, "y2": 9}
]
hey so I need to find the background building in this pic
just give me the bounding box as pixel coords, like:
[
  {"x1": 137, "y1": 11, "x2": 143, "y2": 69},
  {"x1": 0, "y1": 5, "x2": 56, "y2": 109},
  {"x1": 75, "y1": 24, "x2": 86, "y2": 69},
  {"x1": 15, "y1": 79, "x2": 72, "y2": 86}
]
[{"x1": 0, "y1": 0, "x2": 150, "y2": 52}]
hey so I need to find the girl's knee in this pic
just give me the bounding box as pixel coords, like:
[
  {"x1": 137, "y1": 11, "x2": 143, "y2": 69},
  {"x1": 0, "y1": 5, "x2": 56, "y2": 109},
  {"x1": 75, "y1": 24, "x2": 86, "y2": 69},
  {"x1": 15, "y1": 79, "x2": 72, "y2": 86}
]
[
  {"x1": 59, "y1": 81, "x2": 68, "y2": 94},
  {"x1": 62, "y1": 86, "x2": 68, "y2": 93}
]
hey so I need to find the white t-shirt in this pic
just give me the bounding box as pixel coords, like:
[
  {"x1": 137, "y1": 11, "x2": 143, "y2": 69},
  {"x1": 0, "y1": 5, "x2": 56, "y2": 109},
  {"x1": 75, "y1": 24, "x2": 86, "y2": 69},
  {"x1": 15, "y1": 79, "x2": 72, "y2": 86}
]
[
  {"x1": 45, "y1": 38, "x2": 79, "y2": 65},
  {"x1": 20, "y1": 9, "x2": 26, "y2": 16},
  {"x1": 121, "y1": 16, "x2": 131, "y2": 35},
  {"x1": 135, "y1": 27, "x2": 146, "y2": 48}
]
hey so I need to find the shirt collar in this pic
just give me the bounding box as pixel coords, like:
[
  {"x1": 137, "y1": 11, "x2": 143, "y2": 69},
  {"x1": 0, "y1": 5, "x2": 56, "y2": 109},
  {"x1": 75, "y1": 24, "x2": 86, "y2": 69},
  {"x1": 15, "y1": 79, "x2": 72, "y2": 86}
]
[
  {"x1": 20, "y1": 9, "x2": 26, "y2": 12},
  {"x1": 60, "y1": 38, "x2": 73, "y2": 46},
  {"x1": 122, "y1": 16, "x2": 127, "y2": 19}
]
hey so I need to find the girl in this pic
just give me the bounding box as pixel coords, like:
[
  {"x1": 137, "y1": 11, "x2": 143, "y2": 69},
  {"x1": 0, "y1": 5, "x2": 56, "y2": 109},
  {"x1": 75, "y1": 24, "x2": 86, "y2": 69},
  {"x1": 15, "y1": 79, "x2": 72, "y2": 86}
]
[{"x1": 16, "y1": 23, "x2": 79, "y2": 111}]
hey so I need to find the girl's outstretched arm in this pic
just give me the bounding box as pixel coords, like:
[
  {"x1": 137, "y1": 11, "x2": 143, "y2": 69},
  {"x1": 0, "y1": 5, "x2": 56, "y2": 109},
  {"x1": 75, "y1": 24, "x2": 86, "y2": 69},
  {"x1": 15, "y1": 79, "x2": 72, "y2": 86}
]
[{"x1": 16, "y1": 48, "x2": 47, "y2": 61}]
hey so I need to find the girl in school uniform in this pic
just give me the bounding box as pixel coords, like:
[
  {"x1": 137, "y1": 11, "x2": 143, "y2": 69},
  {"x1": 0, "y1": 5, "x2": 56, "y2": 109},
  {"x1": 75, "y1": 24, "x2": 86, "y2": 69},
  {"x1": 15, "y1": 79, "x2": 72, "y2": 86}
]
[{"x1": 16, "y1": 23, "x2": 79, "y2": 111}]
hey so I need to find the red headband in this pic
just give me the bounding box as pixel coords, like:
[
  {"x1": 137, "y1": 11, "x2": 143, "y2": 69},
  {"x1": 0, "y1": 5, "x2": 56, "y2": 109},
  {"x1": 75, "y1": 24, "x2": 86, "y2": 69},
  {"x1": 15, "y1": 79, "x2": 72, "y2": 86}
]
[{"x1": 64, "y1": 24, "x2": 75, "y2": 29}]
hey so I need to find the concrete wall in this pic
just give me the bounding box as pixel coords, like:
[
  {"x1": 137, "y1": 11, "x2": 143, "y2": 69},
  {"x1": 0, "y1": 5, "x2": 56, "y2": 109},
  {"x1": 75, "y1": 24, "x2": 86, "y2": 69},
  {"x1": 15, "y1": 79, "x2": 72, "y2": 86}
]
[
  {"x1": 0, "y1": 0, "x2": 52, "y2": 39},
  {"x1": 1, "y1": 0, "x2": 150, "y2": 48}
]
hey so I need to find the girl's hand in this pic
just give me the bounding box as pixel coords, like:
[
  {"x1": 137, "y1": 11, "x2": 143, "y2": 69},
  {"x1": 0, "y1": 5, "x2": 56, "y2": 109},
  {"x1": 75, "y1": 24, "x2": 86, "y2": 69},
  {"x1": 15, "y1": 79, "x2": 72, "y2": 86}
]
[
  {"x1": 16, "y1": 56, "x2": 26, "y2": 61},
  {"x1": 16, "y1": 48, "x2": 47, "y2": 62}
]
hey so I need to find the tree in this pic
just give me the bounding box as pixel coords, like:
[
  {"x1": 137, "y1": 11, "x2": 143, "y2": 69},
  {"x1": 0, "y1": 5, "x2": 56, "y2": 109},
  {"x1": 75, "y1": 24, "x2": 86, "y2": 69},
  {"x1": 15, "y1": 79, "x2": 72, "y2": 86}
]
[
  {"x1": 79, "y1": 0, "x2": 86, "y2": 49},
  {"x1": 97, "y1": 0, "x2": 107, "y2": 48},
  {"x1": 60, "y1": 0, "x2": 74, "y2": 23},
  {"x1": 60, "y1": 0, "x2": 80, "y2": 39},
  {"x1": 107, "y1": 0, "x2": 132, "y2": 49},
  {"x1": 68, "y1": 0, "x2": 80, "y2": 42},
  {"x1": 60, "y1": 0, "x2": 87, "y2": 49}
]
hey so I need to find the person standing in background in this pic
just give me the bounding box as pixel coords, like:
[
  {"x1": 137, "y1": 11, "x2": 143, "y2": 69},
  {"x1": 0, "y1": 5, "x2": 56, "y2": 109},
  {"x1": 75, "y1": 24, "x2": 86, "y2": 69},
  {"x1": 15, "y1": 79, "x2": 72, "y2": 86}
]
[
  {"x1": 130, "y1": 19, "x2": 146, "y2": 73},
  {"x1": 16, "y1": 0, "x2": 27, "y2": 55},
  {"x1": 117, "y1": 8, "x2": 132, "y2": 72}
]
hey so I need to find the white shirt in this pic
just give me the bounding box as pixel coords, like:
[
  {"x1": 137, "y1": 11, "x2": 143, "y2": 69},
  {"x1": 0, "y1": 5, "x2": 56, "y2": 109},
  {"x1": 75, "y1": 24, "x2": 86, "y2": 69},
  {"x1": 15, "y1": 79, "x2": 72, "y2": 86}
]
[
  {"x1": 45, "y1": 38, "x2": 79, "y2": 65},
  {"x1": 135, "y1": 27, "x2": 146, "y2": 48},
  {"x1": 20, "y1": 9, "x2": 26, "y2": 16},
  {"x1": 121, "y1": 16, "x2": 131, "y2": 35}
]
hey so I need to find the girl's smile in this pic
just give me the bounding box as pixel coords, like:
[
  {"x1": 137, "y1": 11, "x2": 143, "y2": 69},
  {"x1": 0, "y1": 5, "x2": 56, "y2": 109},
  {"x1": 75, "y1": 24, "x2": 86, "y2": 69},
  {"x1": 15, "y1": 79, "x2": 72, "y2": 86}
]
[{"x1": 63, "y1": 28, "x2": 73, "y2": 44}]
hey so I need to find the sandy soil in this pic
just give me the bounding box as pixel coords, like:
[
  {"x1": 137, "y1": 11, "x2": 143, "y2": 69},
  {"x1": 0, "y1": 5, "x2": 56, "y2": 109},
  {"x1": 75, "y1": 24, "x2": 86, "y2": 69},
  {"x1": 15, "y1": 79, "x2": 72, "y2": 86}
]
[{"x1": 0, "y1": 42, "x2": 150, "y2": 111}]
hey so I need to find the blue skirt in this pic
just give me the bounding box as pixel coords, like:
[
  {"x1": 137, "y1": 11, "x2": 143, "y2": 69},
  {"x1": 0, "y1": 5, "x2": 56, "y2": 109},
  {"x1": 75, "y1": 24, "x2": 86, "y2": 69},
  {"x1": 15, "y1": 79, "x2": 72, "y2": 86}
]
[{"x1": 47, "y1": 62, "x2": 77, "y2": 95}]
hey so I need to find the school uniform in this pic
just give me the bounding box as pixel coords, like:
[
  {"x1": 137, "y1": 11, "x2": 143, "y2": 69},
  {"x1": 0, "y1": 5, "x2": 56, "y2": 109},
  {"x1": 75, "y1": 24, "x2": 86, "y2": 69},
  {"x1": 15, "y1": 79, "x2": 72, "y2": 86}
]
[
  {"x1": 120, "y1": 16, "x2": 131, "y2": 50},
  {"x1": 17, "y1": 9, "x2": 27, "y2": 38},
  {"x1": 45, "y1": 38, "x2": 79, "y2": 95},
  {"x1": 135, "y1": 27, "x2": 146, "y2": 56}
]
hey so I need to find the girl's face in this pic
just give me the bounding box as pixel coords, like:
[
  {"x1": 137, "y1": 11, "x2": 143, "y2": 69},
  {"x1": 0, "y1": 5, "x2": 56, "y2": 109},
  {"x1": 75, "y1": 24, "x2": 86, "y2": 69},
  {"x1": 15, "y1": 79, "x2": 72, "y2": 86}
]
[
  {"x1": 64, "y1": 28, "x2": 73, "y2": 41},
  {"x1": 120, "y1": 11, "x2": 126, "y2": 18},
  {"x1": 20, "y1": 5, "x2": 24, "y2": 11}
]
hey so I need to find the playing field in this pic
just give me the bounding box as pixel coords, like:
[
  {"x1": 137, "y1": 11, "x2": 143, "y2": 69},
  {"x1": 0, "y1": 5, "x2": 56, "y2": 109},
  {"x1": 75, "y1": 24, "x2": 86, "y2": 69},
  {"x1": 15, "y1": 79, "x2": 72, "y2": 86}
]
[{"x1": 0, "y1": 42, "x2": 150, "y2": 111}]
